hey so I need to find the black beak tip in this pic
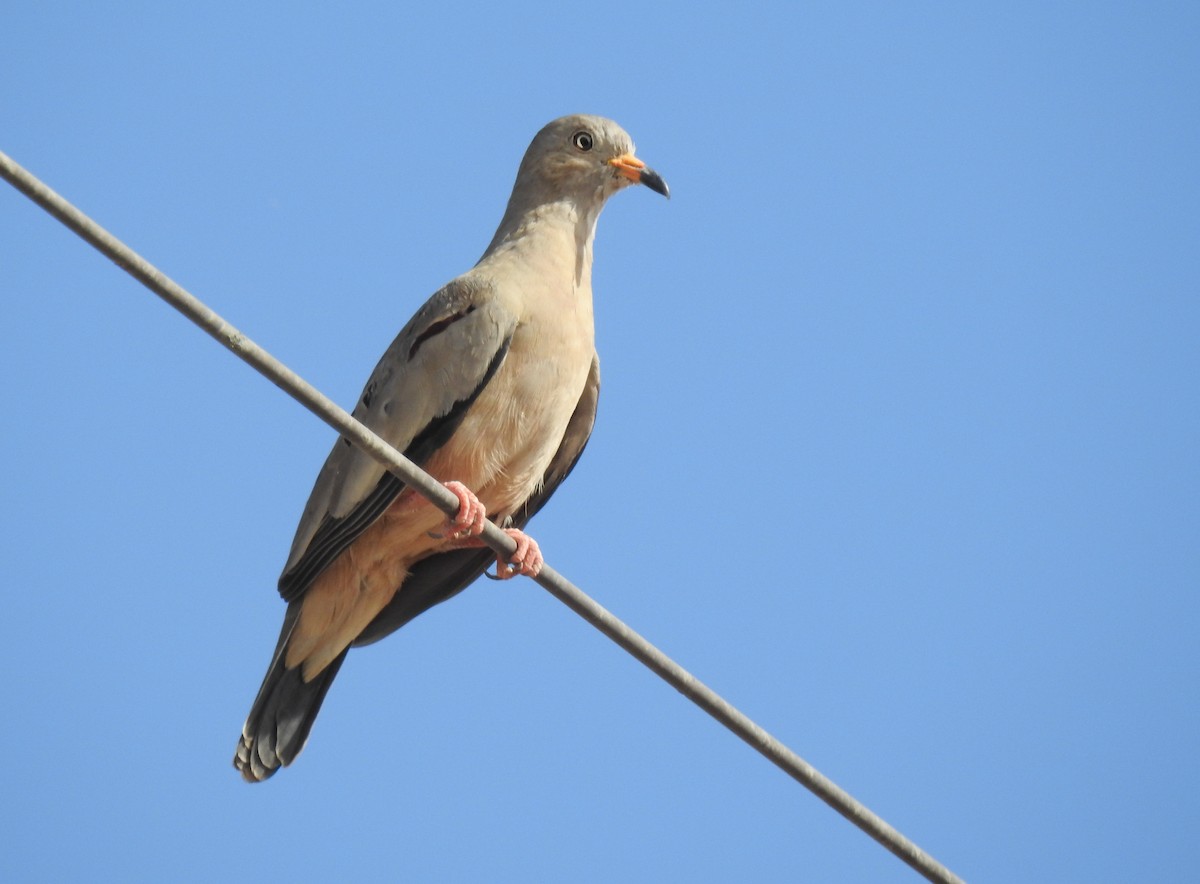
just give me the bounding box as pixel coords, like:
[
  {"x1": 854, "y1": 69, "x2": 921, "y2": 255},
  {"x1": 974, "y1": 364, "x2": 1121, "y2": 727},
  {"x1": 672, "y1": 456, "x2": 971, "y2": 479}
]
[{"x1": 640, "y1": 168, "x2": 670, "y2": 199}]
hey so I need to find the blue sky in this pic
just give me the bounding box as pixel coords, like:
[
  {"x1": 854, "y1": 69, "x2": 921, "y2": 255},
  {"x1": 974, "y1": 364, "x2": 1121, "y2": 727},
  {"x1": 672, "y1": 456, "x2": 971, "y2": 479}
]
[{"x1": 2, "y1": 3, "x2": 1197, "y2": 881}]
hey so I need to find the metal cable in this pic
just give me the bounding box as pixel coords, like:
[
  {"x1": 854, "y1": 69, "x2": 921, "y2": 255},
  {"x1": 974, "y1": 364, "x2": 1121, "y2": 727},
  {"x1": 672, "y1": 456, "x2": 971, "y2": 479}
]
[{"x1": 0, "y1": 148, "x2": 965, "y2": 884}]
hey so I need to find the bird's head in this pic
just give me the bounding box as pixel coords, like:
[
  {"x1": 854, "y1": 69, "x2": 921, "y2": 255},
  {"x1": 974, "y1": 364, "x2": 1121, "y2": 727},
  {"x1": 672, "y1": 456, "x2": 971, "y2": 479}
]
[{"x1": 516, "y1": 114, "x2": 670, "y2": 205}]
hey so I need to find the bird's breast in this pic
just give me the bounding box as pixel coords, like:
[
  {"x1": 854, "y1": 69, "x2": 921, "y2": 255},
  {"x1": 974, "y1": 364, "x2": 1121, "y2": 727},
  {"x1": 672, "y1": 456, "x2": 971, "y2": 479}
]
[{"x1": 421, "y1": 291, "x2": 594, "y2": 520}]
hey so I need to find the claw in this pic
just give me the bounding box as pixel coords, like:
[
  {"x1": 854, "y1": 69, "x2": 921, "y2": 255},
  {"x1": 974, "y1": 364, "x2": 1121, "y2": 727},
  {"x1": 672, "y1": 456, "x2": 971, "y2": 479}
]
[
  {"x1": 430, "y1": 487, "x2": 542, "y2": 578},
  {"x1": 492, "y1": 528, "x2": 543, "y2": 580},
  {"x1": 443, "y1": 481, "x2": 487, "y2": 537}
]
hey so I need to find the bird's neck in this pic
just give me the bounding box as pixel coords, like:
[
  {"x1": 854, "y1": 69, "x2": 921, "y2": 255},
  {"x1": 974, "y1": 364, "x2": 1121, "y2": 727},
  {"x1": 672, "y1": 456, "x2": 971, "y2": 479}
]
[{"x1": 478, "y1": 196, "x2": 603, "y2": 290}]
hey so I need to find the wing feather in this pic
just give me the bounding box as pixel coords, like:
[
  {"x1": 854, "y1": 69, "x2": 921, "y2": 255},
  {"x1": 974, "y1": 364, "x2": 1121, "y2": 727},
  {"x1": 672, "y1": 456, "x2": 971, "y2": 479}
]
[
  {"x1": 352, "y1": 353, "x2": 600, "y2": 646},
  {"x1": 277, "y1": 277, "x2": 516, "y2": 603}
]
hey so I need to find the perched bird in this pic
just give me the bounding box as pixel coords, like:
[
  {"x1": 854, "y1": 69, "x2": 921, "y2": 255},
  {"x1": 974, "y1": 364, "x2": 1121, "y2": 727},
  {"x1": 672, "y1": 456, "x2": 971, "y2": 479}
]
[{"x1": 234, "y1": 114, "x2": 669, "y2": 782}]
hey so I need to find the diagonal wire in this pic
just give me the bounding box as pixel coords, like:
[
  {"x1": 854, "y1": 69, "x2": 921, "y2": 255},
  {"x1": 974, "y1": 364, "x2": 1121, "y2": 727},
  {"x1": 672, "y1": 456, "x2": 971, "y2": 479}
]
[{"x1": 0, "y1": 148, "x2": 965, "y2": 884}]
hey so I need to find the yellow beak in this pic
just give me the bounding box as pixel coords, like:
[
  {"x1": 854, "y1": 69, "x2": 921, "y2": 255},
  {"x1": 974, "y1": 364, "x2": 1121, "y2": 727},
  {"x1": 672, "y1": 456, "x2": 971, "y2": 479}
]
[{"x1": 608, "y1": 153, "x2": 670, "y2": 198}]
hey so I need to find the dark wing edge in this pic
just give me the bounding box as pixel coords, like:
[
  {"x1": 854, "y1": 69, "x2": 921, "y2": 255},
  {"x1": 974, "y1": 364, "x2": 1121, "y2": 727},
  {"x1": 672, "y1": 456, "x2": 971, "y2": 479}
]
[
  {"x1": 277, "y1": 332, "x2": 513, "y2": 604},
  {"x1": 351, "y1": 353, "x2": 601, "y2": 647}
]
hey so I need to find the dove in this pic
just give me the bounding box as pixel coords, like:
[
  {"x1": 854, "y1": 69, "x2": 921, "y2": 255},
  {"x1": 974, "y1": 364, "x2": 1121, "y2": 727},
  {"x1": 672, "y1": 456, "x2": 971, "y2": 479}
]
[{"x1": 234, "y1": 114, "x2": 668, "y2": 781}]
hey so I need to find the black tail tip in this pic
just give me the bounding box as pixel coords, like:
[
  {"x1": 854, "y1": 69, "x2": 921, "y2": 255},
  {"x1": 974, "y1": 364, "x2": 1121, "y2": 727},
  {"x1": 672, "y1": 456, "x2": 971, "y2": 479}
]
[{"x1": 234, "y1": 736, "x2": 283, "y2": 783}]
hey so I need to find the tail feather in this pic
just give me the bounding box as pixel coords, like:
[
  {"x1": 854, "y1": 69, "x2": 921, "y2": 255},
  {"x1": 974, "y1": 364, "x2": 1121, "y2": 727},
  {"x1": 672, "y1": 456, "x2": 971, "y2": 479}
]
[{"x1": 234, "y1": 606, "x2": 348, "y2": 782}]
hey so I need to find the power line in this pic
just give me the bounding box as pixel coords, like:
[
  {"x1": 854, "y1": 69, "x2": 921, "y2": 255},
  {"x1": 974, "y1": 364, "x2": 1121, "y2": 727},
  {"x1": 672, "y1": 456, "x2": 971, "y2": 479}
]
[{"x1": 0, "y1": 148, "x2": 965, "y2": 884}]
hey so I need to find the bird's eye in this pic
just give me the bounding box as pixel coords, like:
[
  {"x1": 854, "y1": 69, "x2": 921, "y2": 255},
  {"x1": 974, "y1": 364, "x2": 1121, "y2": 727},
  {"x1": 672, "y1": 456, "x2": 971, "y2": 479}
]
[{"x1": 571, "y1": 131, "x2": 594, "y2": 152}]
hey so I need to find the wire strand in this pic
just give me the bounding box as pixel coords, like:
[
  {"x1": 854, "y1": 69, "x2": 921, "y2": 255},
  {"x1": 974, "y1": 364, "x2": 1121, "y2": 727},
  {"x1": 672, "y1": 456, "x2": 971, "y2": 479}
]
[{"x1": 0, "y1": 148, "x2": 965, "y2": 884}]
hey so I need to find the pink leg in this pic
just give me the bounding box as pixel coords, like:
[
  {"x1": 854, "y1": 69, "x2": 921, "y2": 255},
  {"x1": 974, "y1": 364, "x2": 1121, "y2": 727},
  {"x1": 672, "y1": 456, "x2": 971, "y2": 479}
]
[
  {"x1": 493, "y1": 528, "x2": 544, "y2": 580},
  {"x1": 424, "y1": 481, "x2": 543, "y2": 579},
  {"x1": 442, "y1": 480, "x2": 488, "y2": 537}
]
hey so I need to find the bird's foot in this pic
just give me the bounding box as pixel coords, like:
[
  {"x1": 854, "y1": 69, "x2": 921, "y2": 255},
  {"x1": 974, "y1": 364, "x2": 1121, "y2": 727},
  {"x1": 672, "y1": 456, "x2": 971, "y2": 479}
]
[
  {"x1": 430, "y1": 482, "x2": 542, "y2": 578},
  {"x1": 491, "y1": 528, "x2": 543, "y2": 580},
  {"x1": 442, "y1": 480, "x2": 488, "y2": 537}
]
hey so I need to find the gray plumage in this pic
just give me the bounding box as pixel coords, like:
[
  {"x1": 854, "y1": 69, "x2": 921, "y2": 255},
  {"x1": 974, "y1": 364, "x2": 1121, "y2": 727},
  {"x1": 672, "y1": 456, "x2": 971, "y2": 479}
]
[{"x1": 234, "y1": 114, "x2": 667, "y2": 782}]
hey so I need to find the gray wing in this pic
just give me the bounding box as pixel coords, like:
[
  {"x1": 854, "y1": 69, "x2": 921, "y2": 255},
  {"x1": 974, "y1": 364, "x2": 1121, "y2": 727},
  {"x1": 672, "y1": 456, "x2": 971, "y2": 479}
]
[
  {"x1": 351, "y1": 352, "x2": 600, "y2": 647},
  {"x1": 278, "y1": 276, "x2": 517, "y2": 604}
]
